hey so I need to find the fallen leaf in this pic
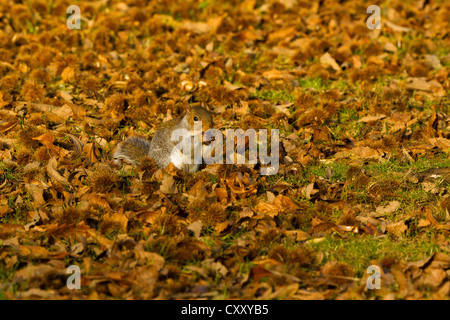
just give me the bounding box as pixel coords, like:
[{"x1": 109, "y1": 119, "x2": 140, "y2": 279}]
[
  {"x1": 384, "y1": 20, "x2": 412, "y2": 33},
  {"x1": 284, "y1": 230, "x2": 310, "y2": 242},
  {"x1": 320, "y1": 53, "x2": 341, "y2": 72},
  {"x1": 103, "y1": 212, "x2": 128, "y2": 232},
  {"x1": 187, "y1": 220, "x2": 203, "y2": 238},
  {"x1": 253, "y1": 201, "x2": 279, "y2": 217},
  {"x1": 406, "y1": 77, "x2": 445, "y2": 96},
  {"x1": 372, "y1": 201, "x2": 400, "y2": 217},
  {"x1": 302, "y1": 182, "x2": 320, "y2": 199},
  {"x1": 46, "y1": 157, "x2": 71, "y2": 187},
  {"x1": 19, "y1": 245, "x2": 49, "y2": 259},
  {"x1": 214, "y1": 187, "x2": 228, "y2": 203},
  {"x1": 159, "y1": 173, "x2": 178, "y2": 194},
  {"x1": 358, "y1": 114, "x2": 387, "y2": 123},
  {"x1": 424, "y1": 54, "x2": 442, "y2": 69},
  {"x1": 181, "y1": 21, "x2": 211, "y2": 34},
  {"x1": 262, "y1": 69, "x2": 284, "y2": 80},
  {"x1": 272, "y1": 194, "x2": 300, "y2": 213},
  {"x1": 249, "y1": 266, "x2": 274, "y2": 282},
  {"x1": 386, "y1": 220, "x2": 409, "y2": 236},
  {"x1": 268, "y1": 283, "x2": 299, "y2": 299}
]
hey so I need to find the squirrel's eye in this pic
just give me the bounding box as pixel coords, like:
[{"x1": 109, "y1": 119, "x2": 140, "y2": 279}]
[{"x1": 194, "y1": 116, "x2": 199, "y2": 121}]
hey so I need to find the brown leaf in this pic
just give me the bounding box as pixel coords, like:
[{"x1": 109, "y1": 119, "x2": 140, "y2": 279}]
[
  {"x1": 427, "y1": 137, "x2": 450, "y2": 152},
  {"x1": 302, "y1": 182, "x2": 320, "y2": 199},
  {"x1": 163, "y1": 162, "x2": 181, "y2": 177},
  {"x1": 386, "y1": 220, "x2": 409, "y2": 236},
  {"x1": 268, "y1": 283, "x2": 299, "y2": 299},
  {"x1": 16, "y1": 288, "x2": 57, "y2": 299},
  {"x1": 266, "y1": 191, "x2": 276, "y2": 202},
  {"x1": 371, "y1": 201, "x2": 400, "y2": 218},
  {"x1": 405, "y1": 253, "x2": 450, "y2": 291},
  {"x1": 383, "y1": 42, "x2": 398, "y2": 53},
  {"x1": 406, "y1": 77, "x2": 445, "y2": 96},
  {"x1": 103, "y1": 212, "x2": 128, "y2": 232},
  {"x1": 250, "y1": 266, "x2": 274, "y2": 282},
  {"x1": 310, "y1": 222, "x2": 338, "y2": 235},
  {"x1": 215, "y1": 220, "x2": 229, "y2": 234},
  {"x1": 238, "y1": 207, "x2": 254, "y2": 220},
  {"x1": 214, "y1": 187, "x2": 228, "y2": 203},
  {"x1": 135, "y1": 247, "x2": 165, "y2": 270},
  {"x1": 129, "y1": 266, "x2": 159, "y2": 299},
  {"x1": 159, "y1": 172, "x2": 178, "y2": 194},
  {"x1": 320, "y1": 53, "x2": 341, "y2": 72},
  {"x1": 59, "y1": 91, "x2": 73, "y2": 102},
  {"x1": 25, "y1": 182, "x2": 46, "y2": 209},
  {"x1": 225, "y1": 172, "x2": 257, "y2": 198},
  {"x1": 181, "y1": 21, "x2": 211, "y2": 34},
  {"x1": 272, "y1": 194, "x2": 300, "y2": 213},
  {"x1": 83, "y1": 143, "x2": 99, "y2": 163},
  {"x1": 189, "y1": 180, "x2": 207, "y2": 198},
  {"x1": 253, "y1": 201, "x2": 279, "y2": 217},
  {"x1": 285, "y1": 230, "x2": 310, "y2": 242},
  {"x1": 33, "y1": 133, "x2": 68, "y2": 157},
  {"x1": 273, "y1": 103, "x2": 293, "y2": 116},
  {"x1": 202, "y1": 259, "x2": 228, "y2": 277},
  {"x1": 14, "y1": 264, "x2": 64, "y2": 288},
  {"x1": 235, "y1": 100, "x2": 250, "y2": 116},
  {"x1": 262, "y1": 69, "x2": 284, "y2": 80},
  {"x1": 358, "y1": 114, "x2": 387, "y2": 123},
  {"x1": 67, "y1": 134, "x2": 84, "y2": 157},
  {"x1": 424, "y1": 207, "x2": 450, "y2": 230},
  {"x1": 424, "y1": 54, "x2": 442, "y2": 69},
  {"x1": 46, "y1": 157, "x2": 70, "y2": 187},
  {"x1": 267, "y1": 26, "x2": 297, "y2": 42},
  {"x1": 19, "y1": 245, "x2": 49, "y2": 259},
  {"x1": 61, "y1": 66, "x2": 75, "y2": 82},
  {"x1": 384, "y1": 20, "x2": 412, "y2": 33},
  {"x1": 335, "y1": 146, "x2": 380, "y2": 160},
  {"x1": 187, "y1": 220, "x2": 203, "y2": 238},
  {"x1": 426, "y1": 107, "x2": 438, "y2": 138},
  {"x1": 0, "y1": 120, "x2": 18, "y2": 134}
]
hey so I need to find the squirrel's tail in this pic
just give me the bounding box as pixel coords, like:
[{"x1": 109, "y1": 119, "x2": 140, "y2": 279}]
[{"x1": 112, "y1": 136, "x2": 152, "y2": 167}]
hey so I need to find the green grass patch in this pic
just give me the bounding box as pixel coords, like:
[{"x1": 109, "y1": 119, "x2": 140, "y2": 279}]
[
  {"x1": 298, "y1": 77, "x2": 326, "y2": 90},
  {"x1": 363, "y1": 154, "x2": 450, "y2": 176},
  {"x1": 266, "y1": 160, "x2": 350, "y2": 190},
  {"x1": 249, "y1": 89, "x2": 295, "y2": 104},
  {"x1": 307, "y1": 234, "x2": 443, "y2": 277}
]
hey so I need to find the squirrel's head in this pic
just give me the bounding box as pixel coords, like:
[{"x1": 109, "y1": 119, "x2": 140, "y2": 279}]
[{"x1": 184, "y1": 106, "x2": 214, "y2": 133}]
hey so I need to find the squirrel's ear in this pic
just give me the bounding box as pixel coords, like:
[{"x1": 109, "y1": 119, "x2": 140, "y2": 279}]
[
  {"x1": 185, "y1": 105, "x2": 191, "y2": 115},
  {"x1": 181, "y1": 107, "x2": 190, "y2": 124}
]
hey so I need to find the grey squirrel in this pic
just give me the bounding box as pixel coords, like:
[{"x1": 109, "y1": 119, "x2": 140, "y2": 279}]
[{"x1": 113, "y1": 106, "x2": 214, "y2": 173}]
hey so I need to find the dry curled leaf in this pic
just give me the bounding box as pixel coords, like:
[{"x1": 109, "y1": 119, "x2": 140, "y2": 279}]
[{"x1": 46, "y1": 157, "x2": 70, "y2": 187}]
